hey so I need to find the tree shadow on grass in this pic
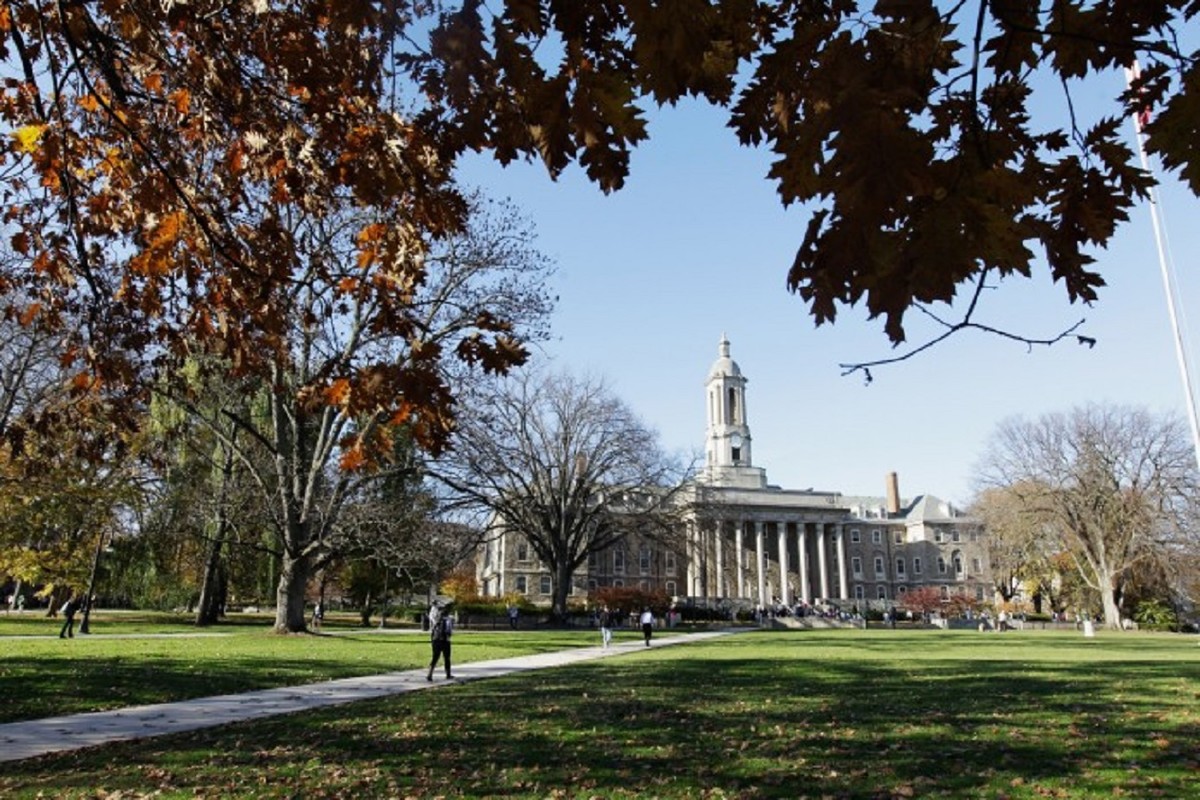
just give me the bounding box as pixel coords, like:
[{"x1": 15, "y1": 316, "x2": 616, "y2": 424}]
[{"x1": 2, "y1": 636, "x2": 1197, "y2": 798}]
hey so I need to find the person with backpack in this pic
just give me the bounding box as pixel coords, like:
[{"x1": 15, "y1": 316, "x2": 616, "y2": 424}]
[{"x1": 426, "y1": 600, "x2": 454, "y2": 681}]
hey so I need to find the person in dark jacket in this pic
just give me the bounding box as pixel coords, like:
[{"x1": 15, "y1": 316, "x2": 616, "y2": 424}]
[
  {"x1": 59, "y1": 594, "x2": 81, "y2": 639},
  {"x1": 426, "y1": 601, "x2": 455, "y2": 681}
]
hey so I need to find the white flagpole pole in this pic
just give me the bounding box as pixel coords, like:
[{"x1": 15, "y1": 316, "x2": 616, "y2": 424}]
[{"x1": 1126, "y1": 63, "x2": 1200, "y2": 474}]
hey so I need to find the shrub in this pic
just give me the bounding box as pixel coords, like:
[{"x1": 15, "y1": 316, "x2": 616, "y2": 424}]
[{"x1": 1133, "y1": 599, "x2": 1178, "y2": 632}]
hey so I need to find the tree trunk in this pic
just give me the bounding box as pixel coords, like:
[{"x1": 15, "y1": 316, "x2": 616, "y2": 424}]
[
  {"x1": 198, "y1": 434, "x2": 236, "y2": 627},
  {"x1": 274, "y1": 549, "x2": 312, "y2": 633},
  {"x1": 1101, "y1": 575, "x2": 1123, "y2": 630},
  {"x1": 195, "y1": 537, "x2": 226, "y2": 626},
  {"x1": 549, "y1": 561, "x2": 574, "y2": 623}
]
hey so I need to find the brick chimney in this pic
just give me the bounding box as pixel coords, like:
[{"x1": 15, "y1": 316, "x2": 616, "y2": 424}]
[{"x1": 885, "y1": 471, "x2": 901, "y2": 515}]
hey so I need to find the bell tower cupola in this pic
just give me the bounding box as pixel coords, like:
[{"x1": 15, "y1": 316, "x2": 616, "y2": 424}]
[{"x1": 703, "y1": 335, "x2": 767, "y2": 488}]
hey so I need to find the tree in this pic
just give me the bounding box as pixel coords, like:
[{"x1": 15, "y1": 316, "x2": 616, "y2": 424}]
[
  {"x1": 975, "y1": 405, "x2": 1198, "y2": 629},
  {"x1": 899, "y1": 585, "x2": 945, "y2": 618},
  {"x1": 430, "y1": 369, "x2": 693, "y2": 621},
  {"x1": 969, "y1": 484, "x2": 1055, "y2": 603},
  {"x1": 5, "y1": 1, "x2": 1197, "y2": 405},
  {"x1": 0, "y1": 399, "x2": 149, "y2": 613},
  {"x1": 158, "y1": 197, "x2": 552, "y2": 633},
  {"x1": 2, "y1": 2, "x2": 532, "y2": 443},
  {"x1": 404, "y1": 1, "x2": 1199, "y2": 369}
]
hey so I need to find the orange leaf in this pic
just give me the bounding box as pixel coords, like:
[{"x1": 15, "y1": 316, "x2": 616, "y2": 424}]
[
  {"x1": 169, "y1": 88, "x2": 190, "y2": 115},
  {"x1": 323, "y1": 378, "x2": 352, "y2": 406}
]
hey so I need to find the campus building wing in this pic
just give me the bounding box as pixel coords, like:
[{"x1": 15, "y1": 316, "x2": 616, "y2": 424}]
[{"x1": 476, "y1": 336, "x2": 989, "y2": 612}]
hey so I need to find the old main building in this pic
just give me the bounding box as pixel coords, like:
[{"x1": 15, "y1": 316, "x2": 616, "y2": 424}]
[{"x1": 476, "y1": 336, "x2": 990, "y2": 612}]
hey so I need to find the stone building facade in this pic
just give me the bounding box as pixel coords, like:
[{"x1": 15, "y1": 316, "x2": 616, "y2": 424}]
[{"x1": 476, "y1": 336, "x2": 989, "y2": 611}]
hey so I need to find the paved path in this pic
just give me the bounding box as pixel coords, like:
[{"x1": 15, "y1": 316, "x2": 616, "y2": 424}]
[{"x1": 0, "y1": 629, "x2": 734, "y2": 763}]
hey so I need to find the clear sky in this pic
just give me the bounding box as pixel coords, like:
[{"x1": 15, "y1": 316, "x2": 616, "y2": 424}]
[{"x1": 454, "y1": 76, "x2": 1200, "y2": 509}]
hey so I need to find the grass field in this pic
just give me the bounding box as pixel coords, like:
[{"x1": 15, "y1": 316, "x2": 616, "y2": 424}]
[{"x1": 1, "y1": 622, "x2": 1197, "y2": 799}]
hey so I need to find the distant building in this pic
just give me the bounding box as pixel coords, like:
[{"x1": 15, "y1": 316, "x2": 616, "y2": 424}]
[{"x1": 476, "y1": 336, "x2": 989, "y2": 611}]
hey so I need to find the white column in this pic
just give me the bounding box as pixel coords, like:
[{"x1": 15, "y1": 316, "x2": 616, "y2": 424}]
[
  {"x1": 755, "y1": 521, "x2": 767, "y2": 608},
  {"x1": 797, "y1": 522, "x2": 810, "y2": 603},
  {"x1": 735, "y1": 521, "x2": 745, "y2": 599},
  {"x1": 836, "y1": 523, "x2": 849, "y2": 600},
  {"x1": 685, "y1": 519, "x2": 697, "y2": 597},
  {"x1": 715, "y1": 521, "x2": 725, "y2": 598},
  {"x1": 499, "y1": 530, "x2": 508, "y2": 595},
  {"x1": 817, "y1": 523, "x2": 830, "y2": 601},
  {"x1": 699, "y1": 523, "x2": 709, "y2": 599},
  {"x1": 778, "y1": 521, "x2": 791, "y2": 607}
]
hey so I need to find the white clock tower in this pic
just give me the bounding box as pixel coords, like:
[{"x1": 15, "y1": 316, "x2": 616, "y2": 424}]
[{"x1": 704, "y1": 335, "x2": 767, "y2": 489}]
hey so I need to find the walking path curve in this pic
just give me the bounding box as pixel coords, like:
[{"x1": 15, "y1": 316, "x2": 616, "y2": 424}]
[{"x1": 0, "y1": 628, "x2": 737, "y2": 764}]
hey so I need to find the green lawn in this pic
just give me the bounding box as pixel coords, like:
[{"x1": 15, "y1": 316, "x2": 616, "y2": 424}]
[
  {"x1": 0, "y1": 609, "x2": 604, "y2": 722},
  {"x1": 1, "y1": 628, "x2": 1197, "y2": 799}
]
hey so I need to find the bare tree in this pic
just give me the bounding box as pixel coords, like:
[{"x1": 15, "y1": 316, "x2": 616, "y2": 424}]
[
  {"x1": 975, "y1": 405, "x2": 1198, "y2": 629},
  {"x1": 430, "y1": 369, "x2": 694, "y2": 621}
]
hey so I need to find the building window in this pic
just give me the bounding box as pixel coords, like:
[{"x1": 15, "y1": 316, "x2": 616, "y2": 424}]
[
  {"x1": 639, "y1": 546, "x2": 652, "y2": 575},
  {"x1": 613, "y1": 579, "x2": 624, "y2": 588},
  {"x1": 940, "y1": 586, "x2": 950, "y2": 600},
  {"x1": 913, "y1": 557, "x2": 922, "y2": 575},
  {"x1": 614, "y1": 550, "x2": 625, "y2": 574},
  {"x1": 854, "y1": 585, "x2": 864, "y2": 600},
  {"x1": 952, "y1": 530, "x2": 961, "y2": 543},
  {"x1": 897, "y1": 585, "x2": 908, "y2": 596},
  {"x1": 851, "y1": 528, "x2": 860, "y2": 543},
  {"x1": 517, "y1": 543, "x2": 530, "y2": 562},
  {"x1": 954, "y1": 555, "x2": 964, "y2": 578},
  {"x1": 937, "y1": 556, "x2": 947, "y2": 574},
  {"x1": 935, "y1": 530, "x2": 944, "y2": 543},
  {"x1": 665, "y1": 551, "x2": 677, "y2": 577},
  {"x1": 540, "y1": 575, "x2": 552, "y2": 594},
  {"x1": 975, "y1": 586, "x2": 985, "y2": 601},
  {"x1": 588, "y1": 579, "x2": 598, "y2": 591},
  {"x1": 852, "y1": 556, "x2": 863, "y2": 578},
  {"x1": 515, "y1": 576, "x2": 527, "y2": 593},
  {"x1": 877, "y1": 586, "x2": 888, "y2": 600},
  {"x1": 971, "y1": 557, "x2": 982, "y2": 573},
  {"x1": 893, "y1": 530, "x2": 903, "y2": 544},
  {"x1": 874, "y1": 556, "x2": 884, "y2": 578},
  {"x1": 639, "y1": 580, "x2": 649, "y2": 592},
  {"x1": 588, "y1": 551, "x2": 599, "y2": 570},
  {"x1": 896, "y1": 558, "x2": 905, "y2": 576},
  {"x1": 666, "y1": 581, "x2": 677, "y2": 596},
  {"x1": 871, "y1": 529, "x2": 882, "y2": 545}
]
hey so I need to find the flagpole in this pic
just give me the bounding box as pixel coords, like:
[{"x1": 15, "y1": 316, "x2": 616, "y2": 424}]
[{"x1": 1126, "y1": 64, "x2": 1200, "y2": 474}]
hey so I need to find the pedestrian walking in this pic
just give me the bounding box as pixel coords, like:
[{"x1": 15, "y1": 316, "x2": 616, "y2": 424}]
[
  {"x1": 507, "y1": 604, "x2": 519, "y2": 629},
  {"x1": 59, "y1": 594, "x2": 81, "y2": 639},
  {"x1": 426, "y1": 600, "x2": 455, "y2": 681},
  {"x1": 639, "y1": 607, "x2": 655, "y2": 647},
  {"x1": 599, "y1": 605, "x2": 614, "y2": 649},
  {"x1": 311, "y1": 600, "x2": 324, "y2": 632}
]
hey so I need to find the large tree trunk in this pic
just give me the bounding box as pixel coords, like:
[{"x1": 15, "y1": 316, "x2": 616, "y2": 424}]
[
  {"x1": 549, "y1": 561, "x2": 574, "y2": 623},
  {"x1": 274, "y1": 548, "x2": 312, "y2": 633},
  {"x1": 1101, "y1": 573, "x2": 1123, "y2": 630}
]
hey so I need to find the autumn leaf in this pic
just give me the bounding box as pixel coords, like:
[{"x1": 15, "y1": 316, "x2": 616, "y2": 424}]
[
  {"x1": 12, "y1": 124, "x2": 46, "y2": 153},
  {"x1": 323, "y1": 378, "x2": 352, "y2": 406}
]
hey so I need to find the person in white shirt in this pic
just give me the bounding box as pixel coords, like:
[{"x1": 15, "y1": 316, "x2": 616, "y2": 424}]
[{"x1": 639, "y1": 607, "x2": 655, "y2": 647}]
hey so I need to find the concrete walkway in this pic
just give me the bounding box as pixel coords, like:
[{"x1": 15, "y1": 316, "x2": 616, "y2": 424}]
[{"x1": 0, "y1": 629, "x2": 734, "y2": 763}]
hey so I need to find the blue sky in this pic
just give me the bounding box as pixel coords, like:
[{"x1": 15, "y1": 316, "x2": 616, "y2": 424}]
[{"x1": 455, "y1": 79, "x2": 1199, "y2": 508}]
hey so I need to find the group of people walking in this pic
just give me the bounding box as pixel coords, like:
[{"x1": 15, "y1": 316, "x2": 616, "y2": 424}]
[{"x1": 597, "y1": 605, "x2": 658, "y2": 648}]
